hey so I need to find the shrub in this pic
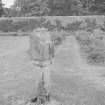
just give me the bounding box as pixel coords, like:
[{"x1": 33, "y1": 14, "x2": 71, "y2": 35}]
[
  {"x1": 75, "y1": 30, "x2": 105, "y2": 66},
  {"x1": 51, "y1": 30, "x2": 66, "y2": 46}
]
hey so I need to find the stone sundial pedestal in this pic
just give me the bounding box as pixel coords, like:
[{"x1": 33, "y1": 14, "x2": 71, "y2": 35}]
[{"x1": 28, "y1": 28, "x2": 61, "y2": 105}]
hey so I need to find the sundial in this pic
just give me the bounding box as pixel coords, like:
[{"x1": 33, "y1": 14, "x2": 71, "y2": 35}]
[{"x1": 28, "y1": 28, "x2": 60, "y2": 105}]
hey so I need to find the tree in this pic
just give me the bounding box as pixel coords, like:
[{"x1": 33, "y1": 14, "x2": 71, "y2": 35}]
[
  {"x1": 48, "y1": 0, "x2": 84, "y2": 15},
  {"x1": 79, "y1": 0, "x2": 105, "y2": 15},
  {"x1": 79, "y1": 0, "x2": 95, "y2": 15},
  {"x1": 11, "y1": 0, "x2": 105, "y2": 16},
  {"x1": 90, "y1": 0, "x2": 105, "y2": 14},
  {"x1": 0, "y1": 0, "x2": 6, "y2": 16},
  {"x1": 11, "y1": 0, "x2": 84, "y2": 16},
  {"x1": 12, "y1": 0, "x2": 50, "y2": 16}
]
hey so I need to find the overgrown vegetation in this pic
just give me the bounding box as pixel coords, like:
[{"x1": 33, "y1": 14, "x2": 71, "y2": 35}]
[
  {"x1": 0, "y1": 17, "x2": 105, "y2": 66},
  {"x1": 75, "y1": 30, "x2": 105, "y2": 66},
  {"x1": 2, "y1": 0, "x2": 105, "y2": 16},
  {"x1": 0, "y1": 17, "x2": 104, "y2": 32}
]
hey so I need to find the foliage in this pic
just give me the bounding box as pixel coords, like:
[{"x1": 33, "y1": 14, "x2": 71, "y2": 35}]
[
  {"x1": 65, "y1": 21, "x2": 82, "y2": 31},
  {"x1": 12, "y1": 0, "x2": 50, "y2": 16},
  {"x1": 3, "y1": 0, "x2": 105, "y2": 16},
  {"x1": 0, "y1": 0, "x2": 7, "y2": 17},
  {"x1": 51, "y1": 30, "x2": 66, "y2": 46},
  {"x1": 75, "y1": 30, "x2": 105, "y2": 66},
  {"x1": 0, "y1": 18, "x2": 61, "y2": 32},
  {"x1": 0, "y1": 17, "x2": 102, "y2": 32},
  {"x1": 90, "y1": 0, "x2": 105, "y2": 14},
  {"x1": 48, "y1": 0, "x2": 82, "y2": 15}
]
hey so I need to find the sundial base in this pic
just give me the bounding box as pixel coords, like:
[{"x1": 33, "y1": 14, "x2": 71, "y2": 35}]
[{"x1": 30, "y1": 71, "x2": 51, "y2": 105}]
